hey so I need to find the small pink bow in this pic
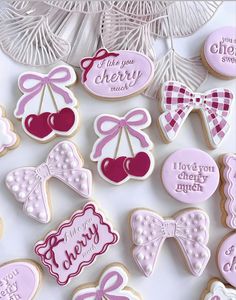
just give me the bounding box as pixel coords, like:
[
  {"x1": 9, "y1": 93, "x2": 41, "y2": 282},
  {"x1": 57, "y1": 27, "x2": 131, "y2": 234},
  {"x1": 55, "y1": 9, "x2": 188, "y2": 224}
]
[
  {"x1": 6, "y1": 141, "x2": 92, "y2": 224},
  {"x1": 131, "y1": 208, "x2": 210, "y2": 277},
  {"x1": 81, "y1": 48, "x2": 119, "y2": 82},
  {"x1": 74, "y1": 269, "x2": 130, "y2": 300},
  {"x1": 159, "y1": 81, "x2": 233, "y2": 148},
  {"x1": 16, "y1": 66, "x2": 75, "y2": 116},
  {"x1": 91, "y1": 108, "x2": 151, "y2": 159}
]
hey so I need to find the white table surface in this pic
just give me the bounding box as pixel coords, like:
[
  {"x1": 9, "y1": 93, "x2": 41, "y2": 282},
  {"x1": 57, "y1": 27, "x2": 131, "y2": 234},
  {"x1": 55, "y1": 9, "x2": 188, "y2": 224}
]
[{"x1": 0, "y1": 2, "x2": 235, "y2": 300}]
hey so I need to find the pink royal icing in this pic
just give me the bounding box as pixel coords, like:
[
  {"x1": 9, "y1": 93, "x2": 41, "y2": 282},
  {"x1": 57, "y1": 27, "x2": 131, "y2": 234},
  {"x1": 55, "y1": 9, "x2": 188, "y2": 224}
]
[
  {"x1": 81, "y1": 48, "x2": 154, "y2": 99},
  {"x1": 6, "y1": 141, "x2": 92, "y2": 224},
  {"x1": 35, "y1": 203, "x2": 119, "y2": 285},
  {"x1": 130, "y1": 208, "x2": 210, "y2": 277},
  {"x1": 0, "y1": 260, "x2": 40, "y2": 300},
  {"x1": 204, "y1": 27, "x2": 236, "y2": 78},
  {"x1": 222, "y1": 154, "x2": 236, "y2": 229},
  {"x1": 159, "y1": 81, "x2": 234, "y2": 148},
  {"x1": 218, "y1": 232, "x2": 236, "y2": 288},
  {"x1": 162, "y1": 148, "x2": 220, "y2": 203}
]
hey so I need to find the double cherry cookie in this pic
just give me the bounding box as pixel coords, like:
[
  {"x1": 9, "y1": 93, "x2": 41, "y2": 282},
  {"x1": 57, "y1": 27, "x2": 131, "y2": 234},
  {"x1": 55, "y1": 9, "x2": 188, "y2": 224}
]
[
  {"x1": 15, "y1": 65, "x2": 79, "y2": 142},
  {"x1": 91, "y1": 108, "x2": 154, "y2": 185}
]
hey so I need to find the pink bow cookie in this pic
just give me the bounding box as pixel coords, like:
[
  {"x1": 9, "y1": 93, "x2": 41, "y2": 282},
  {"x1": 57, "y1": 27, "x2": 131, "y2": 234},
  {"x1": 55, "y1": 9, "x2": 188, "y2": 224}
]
[
  {"x1": 130, "y1": 208, "x2": 210, "y2": 277},
  {"x1": 159, "y1": 81, "x2": 233, "y2": 148},
  {"x1": 6, "y1": 141, "x2": 92, "y2": 223}
]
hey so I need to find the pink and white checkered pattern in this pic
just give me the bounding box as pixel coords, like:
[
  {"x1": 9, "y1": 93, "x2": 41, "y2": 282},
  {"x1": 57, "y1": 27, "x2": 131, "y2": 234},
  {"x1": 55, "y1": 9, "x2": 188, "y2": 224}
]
[{"x1": 159, "y1": 81, "x2": 233, "y2": 148}]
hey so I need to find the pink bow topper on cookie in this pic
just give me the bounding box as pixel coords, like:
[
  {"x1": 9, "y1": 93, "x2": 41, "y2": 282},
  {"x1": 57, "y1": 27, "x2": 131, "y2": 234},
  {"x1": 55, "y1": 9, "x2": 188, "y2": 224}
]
[
  {"x1": 130, "y1": 208, "x2": 210, "y2": 277},
  {"x1": 91, "y1": 108, "x2": 152, "y2": 160},
  {"x1": 6, "y1": 141, "x2": 92, "y2": 224},
  {"x1": 73, "y1": 266, "x2": 139, "y2": 300},
  {"x1": 15, "y1": 66, "x2": 76, "y2": 117},
  {"x1": 159, "y1": 81, "x2": 233, "y2": 148},
  {"x1": 81, "y1": 48, "x2": 119, "y2": 82}
]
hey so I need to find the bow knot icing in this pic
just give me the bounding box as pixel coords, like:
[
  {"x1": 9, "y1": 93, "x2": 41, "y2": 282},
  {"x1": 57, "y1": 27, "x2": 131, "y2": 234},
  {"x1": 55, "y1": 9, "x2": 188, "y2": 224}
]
[
  {"x1": 41, "y1": 76, "x2": 51, "y2": 85},
  {"x1": 36, "y1": 163, "x2": 51, "y2": 180},
  {"x1": 161, "y1": 220, "x2": 176, "y2": 237}
]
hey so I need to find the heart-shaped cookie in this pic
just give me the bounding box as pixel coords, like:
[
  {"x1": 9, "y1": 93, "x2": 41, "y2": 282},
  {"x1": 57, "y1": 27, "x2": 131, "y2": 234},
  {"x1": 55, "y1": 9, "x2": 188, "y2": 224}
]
[{"x1": 0, "y1": 260, "x2": 41, "y2": 300}]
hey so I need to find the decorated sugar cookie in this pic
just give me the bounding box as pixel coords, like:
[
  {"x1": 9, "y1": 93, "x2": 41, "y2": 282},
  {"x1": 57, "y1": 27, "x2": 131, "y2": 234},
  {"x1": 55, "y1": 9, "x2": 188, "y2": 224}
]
[
  {"x1": 202, "y1": 27, "x2": 236, "y2": 79},
  {"x1": 72, "y1": 264, "x2": 142, "y2": 300},
  {"x1": 220, "y1": 154, "x2": 236, "y2": 229},
  {"x1": 91, "y1": 108, "x2": 154, "y2": 185},
  {"x1": 80, "y1": 48, "x2": 154, "y2": 99},
  {"x1": 162, "y1": 148, "x2": 220, "y2": 203},
  {"x1": 0, "y1": 260, "x2": 41, "y2": 300},
  {"x1": 35, "y1": 203, "x2": 119, "y2": 286},
  {"x1": 218, "y1": 232, "x2": 236, "y2": 288},
  {"x1": 6, "y1": 141, "x2": 92, "y2": 224},
  {"x1": 159, "y1": 81, "x2": 234, "y2": 148},
  {"x1": 0, "y1": 106, "x2": 19, "y2": 156},
  {"x1": 130, "y1": 208, "x2": 210, "y2": 277},
  {"x1": 202, "y1": 280, "x2": 236, "y2": 300},
  {"x1": 15, "y1": 65, "x2": 79, "y2": 142}
]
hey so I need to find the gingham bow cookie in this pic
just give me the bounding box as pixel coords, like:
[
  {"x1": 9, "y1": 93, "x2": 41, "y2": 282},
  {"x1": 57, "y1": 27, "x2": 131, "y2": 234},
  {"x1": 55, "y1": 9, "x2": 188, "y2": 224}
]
[{"x1": 159, "y1": 81, "x2": 233, "y2": 148}]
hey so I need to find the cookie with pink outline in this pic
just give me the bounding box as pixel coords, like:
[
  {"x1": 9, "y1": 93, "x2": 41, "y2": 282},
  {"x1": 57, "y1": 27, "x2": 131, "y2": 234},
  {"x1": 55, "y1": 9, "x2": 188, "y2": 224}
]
[
  {"x1": 35, "y1": 203, "x2": 119, "y2": 285},
  {"x1": 130, "y1": 208, "x2": 210, "y2": 277},
  {"x1": 6, "y1": 141, "x2": 92, "y2": 224},
  {"x1": 91, "y1": 108, "x2": 154, "y2": 185},
  {"x1": 15, "y1": 65, "x2": 79, "y2": 142},
  {"x1": 0, "y1": 106, "x2": 18, "y2": 156},
  {"x1": 80, "y1": 48, "x2": 154, "y2": 99},
  {"x1": 0, "y1": 260, "x2": 41, "y2": 300},
  {"x1": 203, "y1": 280, "x2": 236, "y2": 300},
  {"x1": 72, "y1": 264, "x2": 142, "y2": 300},
  {"x1": 221, "y1": 154, "x2": 236, "y2": 229}
]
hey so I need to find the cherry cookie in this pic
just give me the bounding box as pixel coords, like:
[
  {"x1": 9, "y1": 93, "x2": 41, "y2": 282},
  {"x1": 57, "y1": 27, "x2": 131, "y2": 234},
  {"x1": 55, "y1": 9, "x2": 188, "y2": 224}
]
[
  {"x1": 220, "y1": 154, "x2": 236, "y2": 229},
  {"x1": 15, "y1": 65, "x2": 79, "y2": 142},
  {"x1": 130, "y1": 208, "x2": 210, "y2": 277},
  {"x1": 91, "y1": 108, "x2": 154, "y2": 185},
  {"x1": 6, "y1": 141, "x2": 92, "y2": 224},
  {"x1": 81, "y1": 48, "x2": 154, "y2": 99},
  {"x1": 159, "y1": 81, "x2": 234, "y2": 148},
  {"x1": 35, "y1": 202, "x2": 119, "y2": 286},
  {"x1": 0, "y1": 105, "x2": 19, "y2": 156},
  {"x1": 202, "y1": 280, "x2": 236, "y2": 300},
  {"x1": 0, "y1": 260, "x2": 41, "y2": 300},
  {"x1": 72, "y1": 264, "x2": 142, "y2": 300},
  {"x1": 162, "y1": 148, "x2": 220, "y2": 204}
]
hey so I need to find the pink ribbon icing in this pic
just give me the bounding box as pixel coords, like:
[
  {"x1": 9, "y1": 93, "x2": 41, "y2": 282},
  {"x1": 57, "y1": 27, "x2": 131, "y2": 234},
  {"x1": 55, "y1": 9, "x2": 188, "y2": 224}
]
[
  {"x1": 16, "y1": 66, "x2": 74, "y2": 116},
  {"x1": 93, "y1": 109, "x2": 150, "y2": 159}
]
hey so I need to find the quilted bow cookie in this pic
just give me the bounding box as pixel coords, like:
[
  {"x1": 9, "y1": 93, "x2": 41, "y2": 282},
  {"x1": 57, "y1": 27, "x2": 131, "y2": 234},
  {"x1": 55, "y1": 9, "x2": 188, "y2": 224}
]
[
  {"x1": 130, "y1": 208, "x2": 211, "y2": 277},
  {"x1": 219, "y1": 154, "x2": 236, "y2": 229},
  {"x1": 0, "y1": 105, "x2": 19, "y2": 156},
  {"x1": 80, "y1": 48, "x2": 154, "y2": 99},
  {"x1": 72, "y1": 264, "x2": 142, "y2": 300},
  {"x1": 158, "y1": 81, "x2": 234, "y2": 148},
  {"x1": 218, "y1": 232, "x2": 236, "y2": 288},
  {"x1": 15, "y1": 65, "x2": 79, "y2": 142},
  {"x1": 91, "y1": 108, "x2": 154, "y2": 185},
  {"x1": 202, "y1": 280, "x2": 236, "y2": 300},
  {"x1": 0, "y1": 260, "x2": 41, "y2": 300},
  {"x1": 5, "y1": 140, "x2": 92, "y2": 224},
  {"x1": 35, "y1": 202, "x2": 119, "y2": 286},
  {"x1": 162, "y1": 148, "x2": 220, "y2": 204}
]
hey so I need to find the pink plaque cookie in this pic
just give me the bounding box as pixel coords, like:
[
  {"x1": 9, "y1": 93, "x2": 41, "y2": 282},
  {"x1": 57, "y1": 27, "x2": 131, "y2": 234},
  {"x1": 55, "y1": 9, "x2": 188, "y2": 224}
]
[
  {"x1": 91, "y1": 108, "x2": 154, "y2": 185},
  {"x1": 218, "y1": 232, "x2": 236, "y2": 288},
  {"x1": 222, "y1": 154, "x2": 236, "y2": 229},
  {"x1": 162, "y1": 148, "x2": 219, "y2": 203},
  {"x1": 0, "y1": 260, "x2": 41, "y2": 300},
  {"x1": 80, "y1": 48, "x2": 154, "y2": 99},
  {"x1": 202, "y1": 27, "x2": 236, "y2": 79},
  {"x1": 35, "y1": 203, "x2": 119, "y2": 285},
  {"x1": 130, "y1": 208, "x2": 210, "y2": 277},
  {"x1": 6, "y1": 141, "x2": 92, "y2": 224}
]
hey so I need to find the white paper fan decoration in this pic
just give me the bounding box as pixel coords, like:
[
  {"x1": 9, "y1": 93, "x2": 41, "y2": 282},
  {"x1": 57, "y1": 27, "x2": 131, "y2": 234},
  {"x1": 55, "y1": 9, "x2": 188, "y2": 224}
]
[
  {"x1": 0, "y1": 6, "x2": 70, "y2": 65},
  {"x1": 154, "y1": 1, "x2": 222, "y2": 37},
  {"x1": 44, "y1": 1, "x2": 112, "y2": 13},
  {"x1": 144, "y1": 49, "x2": 207, "y2": 98}
]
